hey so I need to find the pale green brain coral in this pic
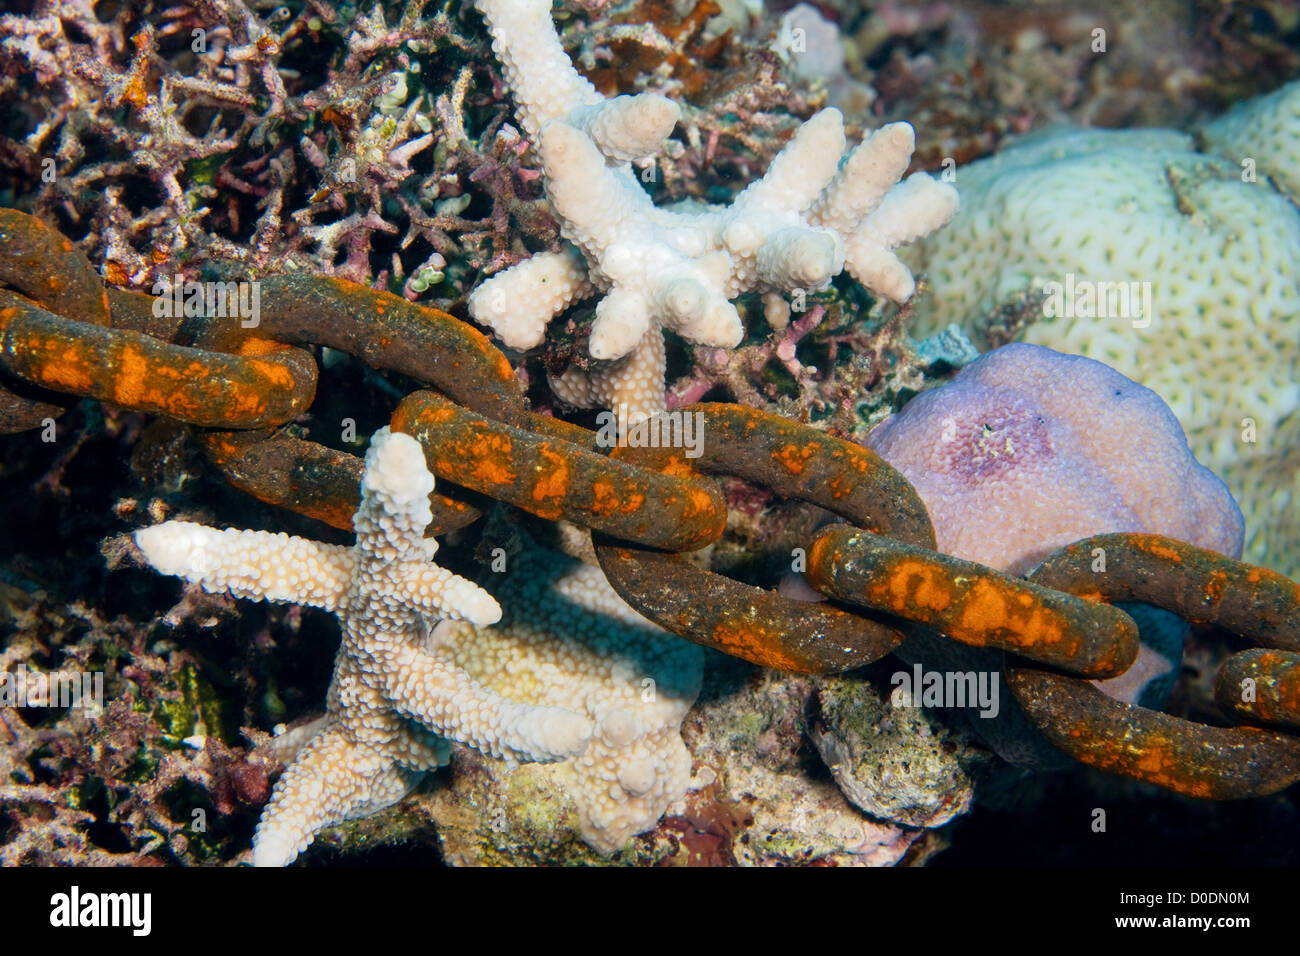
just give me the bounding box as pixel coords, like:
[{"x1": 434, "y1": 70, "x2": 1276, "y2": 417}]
[
  {"x1": 1200, "y1": 78, "x2": 1300, "y2": 205},
  {"x1": 900, "y1": 83, "x2": 1300, "y2": 576}
]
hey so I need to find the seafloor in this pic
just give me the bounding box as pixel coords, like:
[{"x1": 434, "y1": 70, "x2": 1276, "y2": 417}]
[{"x1": 1, "y1": 0, "x2": 1298, "y2": 866}]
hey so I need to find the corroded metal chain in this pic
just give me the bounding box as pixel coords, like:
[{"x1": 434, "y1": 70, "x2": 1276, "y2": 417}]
[{"x1": 3, "y1": 209, "x2": 1298, "y2": 800}]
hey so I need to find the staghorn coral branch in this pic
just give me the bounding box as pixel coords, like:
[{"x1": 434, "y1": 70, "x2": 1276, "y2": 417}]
[{"x1": 466, "y1": 0, "x2": 959, "y2": 425}]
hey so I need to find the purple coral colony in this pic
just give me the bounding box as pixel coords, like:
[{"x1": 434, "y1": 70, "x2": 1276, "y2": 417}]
[{"x1": 0, "y1": 0, "x2": 1298, "y2": 875}]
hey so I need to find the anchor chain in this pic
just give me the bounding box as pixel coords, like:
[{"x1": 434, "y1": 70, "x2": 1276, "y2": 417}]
[{"x1": 3, "y1": 208, "x2": 1298, "y2": 799}]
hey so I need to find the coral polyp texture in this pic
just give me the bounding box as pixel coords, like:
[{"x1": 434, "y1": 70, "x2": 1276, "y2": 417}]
[
  {"x1": 135, "y1": 429, "x2": 592, "y2": 866},
  {"x1": 865, "y1": 343, "x2": 1245, "y2": 576},
  {"x1": 898, "y1": 96, "x2": 1300, "y2": 576},
  {"x1": 437, "y1": 547, "x2": 703, "y2": 854},
  {"x1": 466, "y1": 0, "x2": 959, "y2": 423},
  {"x1": 1200, "y1": 78, "x2": 1300, "y2": 205}
]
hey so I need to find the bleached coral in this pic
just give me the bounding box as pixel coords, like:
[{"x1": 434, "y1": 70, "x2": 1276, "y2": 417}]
[
  {"x1": 1200, "y1": 78, "x2": 1300, "y2": 204},
  {"x1": 436, "y1": 548, "x2": 703, "y2": 854},
  {"x1": 135, "y1": 428, "x2": 592, "y2": 866},
  {"x1": 467, "y1": 0, "x2": 958, "y2": 423},
  {"x1": 772, "y1": 3, "x2": 876, "y2": 116},
  {"x1": 899, "y1": 121, "x2": 1300, "y2": 575}
]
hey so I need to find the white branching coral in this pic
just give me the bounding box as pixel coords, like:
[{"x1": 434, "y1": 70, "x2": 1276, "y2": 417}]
[
  {"x1": 467, "y1": 0, "x2": 958, "y2": 422},
  {"x1": 134, "y1": 428, "x2": 592, "y2": 867},
  {"x1": 436, "y1": 547, "x2": 703, "y2": 854}
]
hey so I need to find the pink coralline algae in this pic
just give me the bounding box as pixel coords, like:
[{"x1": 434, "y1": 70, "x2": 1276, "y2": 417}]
[{"x1": 865, "y1": 343, "x2": 1244, "y2": 575}]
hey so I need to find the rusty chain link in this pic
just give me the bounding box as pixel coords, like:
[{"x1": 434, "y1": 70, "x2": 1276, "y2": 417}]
[{"x1": 3, "y1": 208, "x2": 1299, "y2": 799}]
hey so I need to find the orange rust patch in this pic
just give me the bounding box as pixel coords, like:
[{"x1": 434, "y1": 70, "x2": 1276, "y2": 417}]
[
  {"x1": 402, "y1": 404, "x2": 457, "y2": 428},
  {"x1": 38, "y1": 347, "x2": 94, "y2": 392},
  {"x1": 1007, "y1": 602, "x2": 1066, "y2": 650},
  {"x1": 109, "y1": 344, "x2": 152, "y2": 409},
  {"x1": 1127, "y1": 738, "x2": 1212, "y2": 797},
  {"x1": 956, "y1": 577, "x2": 1010, "y2": 639},
  {"x1": 1202, "y1": 569, "x2": 1228, "y2": 606},
  {"x1": 204, "y1": 435, "x2": 242, "y2": 458},
  {"x1": 127, "y1": 347, "x2": 198, "y2": 419},
  {"x1": 807, "y1": 534, "x2": 835, "y2": 583},
  {"x1": 302, "y1": 499, "x2": 357, "y2": 532},
  {"x1": 684, "y1": 485, "x2": 717, "y2": 519},
  {"x1": 773, "y1": 442, "x2": 817, "y2": 475},
  {"x1": 223, "y1": 378, "x2": 270, "y2": 418},
  {"x1": 824, "y1": 470, "x2": 859, "y2": 499},
  {"x1": 590, "y1": 479, "x2": 622, "y2": 516},
  {"x1": 1279, "y1": 673, "x2": 1300, "y2": 713},
  {"x1": 233, "y1": 337, "x2": 283, "y2": 357},
  {"x1": 1136, "y1": 746, "x2": 1170, "y2": 775},
  {"x1": 709, "y1": 620, "x2": 805, "y2": 672},
  {"x1": 873, "y1": 557, "x2": 954, "y2": 616},
  {"x1": 529, "y1": 443, "x2": 571, "y2": 519},
  {"x1": 1143, "y1": 539, "x2": 1185, "y2": 563},
  {"x1": 653, "y1": 455, "x2": 698, "y2": 479},
  {"x1": 455, "y1": 431, "x2": 515, "y2": 487},
  {"x1": 248, "y1": 357, "x2": 298, "y2": 392}
]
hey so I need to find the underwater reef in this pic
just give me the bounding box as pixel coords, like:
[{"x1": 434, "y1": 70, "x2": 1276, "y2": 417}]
[{"x1": 1, "y1": 0, "x2": 1299, "y2": 867}]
